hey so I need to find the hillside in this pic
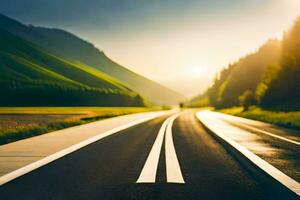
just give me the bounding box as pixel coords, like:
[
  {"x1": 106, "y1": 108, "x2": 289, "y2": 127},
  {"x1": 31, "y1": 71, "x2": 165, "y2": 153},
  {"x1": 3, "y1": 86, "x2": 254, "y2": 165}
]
[
  {"x1": 191, "y1": 40, "x2": 281, "y2": 108},
  {"x1": 0, "y1": 28, "x2": 145, "y2": 106},
  {"x1": 190, "y1": 15, "x2": 300, "y2": 111},
  {"x1": 0, "y1": 13, "x2": 184, "y2": 105},
  {"x1": 258, "y1": 17, "x2": 300, "y2": 110}
]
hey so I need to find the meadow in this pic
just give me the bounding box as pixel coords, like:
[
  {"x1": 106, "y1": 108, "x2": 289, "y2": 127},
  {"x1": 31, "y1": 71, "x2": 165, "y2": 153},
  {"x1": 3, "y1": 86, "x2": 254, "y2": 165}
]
[{"x1": 0, "y1": 107, "x2": 161, "y2": 145}]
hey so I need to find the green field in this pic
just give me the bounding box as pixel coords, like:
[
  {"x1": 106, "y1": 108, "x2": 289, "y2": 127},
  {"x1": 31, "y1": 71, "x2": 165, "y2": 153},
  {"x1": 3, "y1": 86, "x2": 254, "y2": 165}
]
[
  {"x1": 218, "y1": 106, "x2": 300, "y2": 130},
  {"x1": 0, "y1": 107, "x2": 162, "y2": 145}
]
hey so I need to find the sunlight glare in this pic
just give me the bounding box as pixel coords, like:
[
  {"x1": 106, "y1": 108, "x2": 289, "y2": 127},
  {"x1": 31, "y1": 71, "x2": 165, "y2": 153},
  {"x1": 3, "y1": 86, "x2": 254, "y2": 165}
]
[{"x1": 189, "y1": 66, "x2": 208, "y2": 77}]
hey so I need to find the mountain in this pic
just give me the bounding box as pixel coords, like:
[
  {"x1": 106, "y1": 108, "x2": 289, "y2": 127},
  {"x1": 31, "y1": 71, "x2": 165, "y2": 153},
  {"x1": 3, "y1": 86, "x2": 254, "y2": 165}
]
[
  {"x1": 0, "y1": 13, "x2": 184, "y2": 105},
  {"x1": 0, "y1": 28, "x2": 145, "y2": 106},
  {"x1": 190, "y1": 39, "x2": 281, "y2": 108}
]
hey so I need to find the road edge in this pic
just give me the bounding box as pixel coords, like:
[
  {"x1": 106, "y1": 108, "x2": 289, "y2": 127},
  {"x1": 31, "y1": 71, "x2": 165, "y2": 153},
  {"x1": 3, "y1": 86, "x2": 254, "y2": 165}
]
[
  {"x1": 0, "y1": 111, "x2": 170, "y2": 186},
  {"x1": 196, "y1": 111, "x2": 300, "y2": 198}
]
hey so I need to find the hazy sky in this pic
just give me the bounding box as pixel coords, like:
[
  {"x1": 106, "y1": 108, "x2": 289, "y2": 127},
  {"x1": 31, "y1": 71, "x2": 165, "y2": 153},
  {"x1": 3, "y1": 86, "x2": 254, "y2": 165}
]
[{"x1": 1, "y1": 0, "x2": 300, "y2": 97}]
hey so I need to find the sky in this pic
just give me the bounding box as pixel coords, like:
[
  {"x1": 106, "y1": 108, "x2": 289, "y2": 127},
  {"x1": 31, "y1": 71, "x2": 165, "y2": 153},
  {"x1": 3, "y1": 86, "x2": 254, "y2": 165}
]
[{"x1": 1, "y1": 0, "x2": 300, "y2": 97}]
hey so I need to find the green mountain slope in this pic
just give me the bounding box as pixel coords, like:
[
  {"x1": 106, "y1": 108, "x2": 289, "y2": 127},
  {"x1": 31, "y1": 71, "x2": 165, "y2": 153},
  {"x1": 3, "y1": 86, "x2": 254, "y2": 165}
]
[
  {"x1": 215, "y1": 40, "x2": 281, "y2": 107},
  {"x1": 0, "y1": 28, "x2": 145, "y2": 106},
  {"x1": 0, "y1": 13, "x2": 184, "y2": 105},
  {"x1": 190, "y1": 40, "x2": 281, "y2": 108},
  {"x1": 259, "y1": 17, "x2": 300, "y2": 110}
]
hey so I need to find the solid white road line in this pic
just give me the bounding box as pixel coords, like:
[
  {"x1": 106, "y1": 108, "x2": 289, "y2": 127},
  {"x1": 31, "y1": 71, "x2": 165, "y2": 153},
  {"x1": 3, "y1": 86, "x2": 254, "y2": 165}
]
[
  {"x1": 0, "y1": 112, "x2": 167, "y2": 186},
  {"x1": 136, "y1": 118, "x2": 170, "y2": 183},
  {"x1": 197, "y1": 111, "x2": 300, "y2": 196},
  {"x1": 165, "y1": 114, "x2": 185, "y2": 183},
  {"x1": 233, "y1": 121, "x2": 300, "y2": 146},
  {"x1": 209, "y1": 111, "x2": 300, "y2": 146},
  {"x1": 137, "y1": 113, "x2": 184, "y2": 183}
]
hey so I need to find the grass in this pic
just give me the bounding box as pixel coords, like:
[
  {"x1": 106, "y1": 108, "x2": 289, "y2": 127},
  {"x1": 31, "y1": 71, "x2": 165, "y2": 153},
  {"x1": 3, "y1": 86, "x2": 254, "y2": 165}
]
[
  {"x1": 218, "y1": 106, "x2": 300, "y2": 130},
  {"x1": 0, "y1": 29, "x2": 147, "y2": 107},
  {"x1": 0, "y1": 107, "x2": 162, "y2": 145}
]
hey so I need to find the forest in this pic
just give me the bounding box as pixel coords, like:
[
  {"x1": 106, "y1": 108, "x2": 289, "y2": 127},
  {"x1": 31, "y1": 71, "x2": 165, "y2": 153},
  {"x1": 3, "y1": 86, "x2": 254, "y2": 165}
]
[{"x1": 190, "y1": 17, "x2": 300, "y2": 111}]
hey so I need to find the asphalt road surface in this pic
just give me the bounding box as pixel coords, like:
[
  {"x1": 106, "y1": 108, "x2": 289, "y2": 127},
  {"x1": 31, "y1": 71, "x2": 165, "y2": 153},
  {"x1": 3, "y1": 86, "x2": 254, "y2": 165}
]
[
  {"x1": 202, "y1": 111, "x2": 300, "y2": 183},
  {"x1": 0, "y1": 110, "x2": 298, "y2": 200}
]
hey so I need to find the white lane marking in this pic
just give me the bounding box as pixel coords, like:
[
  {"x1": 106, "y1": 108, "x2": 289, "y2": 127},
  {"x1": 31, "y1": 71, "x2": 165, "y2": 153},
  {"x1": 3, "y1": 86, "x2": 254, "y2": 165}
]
[
  {"x1": 0, "y1": 112, "x2": 167, "y2": 186},
  {"x1": 232, "y1": 122, "x2": 300, "y2": 146},
  {"x1": 137, "y1": 113, "x2": 184, "y2": 183},
  {"x1": 210, "y1": 112, "x2": 300, "y2": 146},
  {"x1": 197, "y1": 111, "x2": 300, "y2": 196},
  {"x1": 165, "y1": 114, "x2": 185, "y2": 183},
  {"x1": 136, "y1": 118, "x2": 170, "y2": 183}
]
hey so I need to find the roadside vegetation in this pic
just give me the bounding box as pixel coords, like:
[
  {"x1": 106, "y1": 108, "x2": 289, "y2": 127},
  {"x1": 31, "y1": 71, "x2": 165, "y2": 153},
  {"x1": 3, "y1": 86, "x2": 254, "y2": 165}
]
[
  {"x1": 188, "y1": 16, "x2": 300, "y2": 111},
  {"x1": 218, "y1": 106, "x2": 300, "y2": 130},
  {"x1": 0, "y1": 107, "x2": 162, "y2": 145},
  {"x1": 185, "y1": 16, "x2": 300, "y2": 129}
]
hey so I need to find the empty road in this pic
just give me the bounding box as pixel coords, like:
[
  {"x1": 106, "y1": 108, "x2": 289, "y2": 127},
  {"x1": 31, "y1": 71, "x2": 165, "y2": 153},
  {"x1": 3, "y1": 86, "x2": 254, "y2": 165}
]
[{"x1": 0, "y1": 110, "x2": 298, "y2": 200}]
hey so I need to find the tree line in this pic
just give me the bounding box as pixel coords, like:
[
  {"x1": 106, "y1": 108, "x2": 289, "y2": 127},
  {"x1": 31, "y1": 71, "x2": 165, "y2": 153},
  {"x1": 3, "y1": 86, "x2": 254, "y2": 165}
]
[{"x1": 190, "y1": 16, "x2": 300, "y2": 111}]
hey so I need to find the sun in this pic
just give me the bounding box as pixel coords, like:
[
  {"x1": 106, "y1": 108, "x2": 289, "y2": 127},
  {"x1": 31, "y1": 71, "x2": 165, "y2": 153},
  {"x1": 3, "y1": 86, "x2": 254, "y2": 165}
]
[{"x1": 189, "y1": 66, "x2": 207, "y2": 76}]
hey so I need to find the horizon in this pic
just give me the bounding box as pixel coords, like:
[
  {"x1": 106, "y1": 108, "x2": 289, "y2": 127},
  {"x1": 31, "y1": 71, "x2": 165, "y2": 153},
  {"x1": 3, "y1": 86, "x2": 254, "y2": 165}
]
[
  {"x1": 1, "y1": 0, "x2": 300, "y2": 97},
  {"x1": 1, "y1": 1, "x2": 300, "y2": 199}
]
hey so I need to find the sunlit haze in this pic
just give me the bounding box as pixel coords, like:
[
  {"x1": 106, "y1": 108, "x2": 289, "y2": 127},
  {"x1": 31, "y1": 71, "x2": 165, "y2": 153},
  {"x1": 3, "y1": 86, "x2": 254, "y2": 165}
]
[{"x1": 2, "y1": 0, "x2": 300, "y2": 97}]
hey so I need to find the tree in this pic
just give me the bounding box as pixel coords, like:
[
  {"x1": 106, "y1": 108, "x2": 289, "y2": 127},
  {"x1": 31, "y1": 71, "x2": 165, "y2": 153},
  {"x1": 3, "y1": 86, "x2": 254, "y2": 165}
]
[
  {"x1": 239, "y1": 90, "x2": 255, "y2": 111},
  {"x1": 258, "y1": 17, "x2": 300, "y2": 110},
  {"x1": 255, "y1": 64, "x2": 280, "y2": 105}
]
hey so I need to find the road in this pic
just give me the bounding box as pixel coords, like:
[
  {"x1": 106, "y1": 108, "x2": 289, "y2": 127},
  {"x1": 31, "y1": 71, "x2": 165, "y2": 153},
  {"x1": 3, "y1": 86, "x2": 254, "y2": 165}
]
[
  {"x1": 0, "y1": 110, "x2": 298, "y2": 200},
  {"x1": 203, "y1": 111, "x2": 300, "y2": 183}
]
